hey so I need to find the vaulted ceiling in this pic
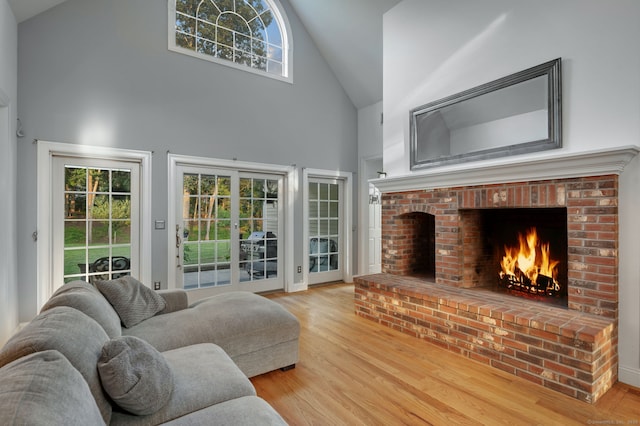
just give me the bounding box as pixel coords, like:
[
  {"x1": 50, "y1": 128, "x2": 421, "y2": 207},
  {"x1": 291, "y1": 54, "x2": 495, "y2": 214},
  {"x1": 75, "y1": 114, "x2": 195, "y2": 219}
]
[{"x1": 9, "y1": 0, "x2": 400, "y2": 109}]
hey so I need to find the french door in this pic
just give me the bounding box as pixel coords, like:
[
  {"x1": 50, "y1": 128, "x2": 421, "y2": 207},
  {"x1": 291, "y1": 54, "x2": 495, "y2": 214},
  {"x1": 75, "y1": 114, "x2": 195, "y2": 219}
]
[
  {"x1": 173, "y1": 165, "x2": 284, "y2": 294},
  {"x1": 52, "y1": 157, "x2": 141, "y2": 288},
  {"x1": 308, "y1": 177, "x2": 344, "y2": 284}
]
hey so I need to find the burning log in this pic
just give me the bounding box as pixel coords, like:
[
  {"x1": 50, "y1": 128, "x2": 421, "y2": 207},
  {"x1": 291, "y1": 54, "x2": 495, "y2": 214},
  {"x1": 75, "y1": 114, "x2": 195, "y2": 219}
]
[
  {"x1": 499, "y1": 269, "x2": 561, "y2": 297},
  {"x1": 498, "y1": 227, "x2": 562, "y2": 298}
]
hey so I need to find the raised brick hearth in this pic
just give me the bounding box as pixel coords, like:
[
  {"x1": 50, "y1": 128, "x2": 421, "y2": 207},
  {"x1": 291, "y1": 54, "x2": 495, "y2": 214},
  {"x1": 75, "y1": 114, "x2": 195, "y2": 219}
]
[{"x1": 355, "y1": 173, "x2": 622, "y2": 403}]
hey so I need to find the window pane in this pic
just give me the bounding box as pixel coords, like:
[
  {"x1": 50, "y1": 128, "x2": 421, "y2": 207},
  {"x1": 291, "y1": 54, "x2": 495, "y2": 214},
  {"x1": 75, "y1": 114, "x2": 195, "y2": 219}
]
[
  {"x1": 309, "y1": 183, "x2": 318, "y2": 199},
  {"x1": 253, "y1": 55, "x2": 267, "y2": 71},
  {"x1": 201, "y1": 242, "x2": 215, "y2": 263},
  {"x1": 90, "y1": 221, "x2": 110, "y2": 245},
  {"x1": 112, "y1": 195, "x2": 130, "y2": 219},
  {"x1": 216, "y1": 198, "x2": 230, "y2": 219},
  {"x1": 267, "y1": 60, "x2": 282, "y2": 75},
  {"x1": 265, "y1": 15, "x2": 282, "y2": 47},
  {"x1": 176, "y1": 0, "x2": 198, "y2": 16},
  {"x1": 197, "y1": 39, "x2": 216, "y2": 55},
  {"x1": 197, "y1": 1, "x2": 220, "y2": 21},
  {"x1": 319, "y1": 183, "x2": 329, "y2": 199},
  {"x1": 197, "y1": 20, "x2": 216, "y2": 41},
  {"x1": 330, "y1": 184, "x2": 339, "y2": 200},
  {"x1": 184, "y1": 242, "x2": 198, "y2": 265},
  {"x1": 235, "y1": 50, "x2": 252, "y2": 66},
  {"x1": 89, "y1": 169, "x2": 109, "y2": 192},
  {"x1": 253, "y1": 180, "x2": 265, "y2": 198},
  {"x1": 215, "y1": 0, "x2": 234, "y2": 13},
  {"x1": 217, "y1": 220, "x2": 231, "y2": 240},
  {"x1": 329, "y1": 219, "x2": 339, "y2": 234},
  {"x1": 65, "y1": 193, "x2": 86, "y2": 219},
  {"x1": 65, "y1": 221, "x2": 86, "y2": 247},
  {"x1": 217, "y1": 176, "x2": 231, "y2": 195},
  {"x1": 112, "y1": 170, "x2": 130, "y2": 192},
  {"x1": 65, "y1": 249, "x2": 85, "y2": 275},
  {"x1": 268, "y1": 45, "x2": 282, "y2": 62},
  {"x1": 65, "y1": 167, "x2": 86, "y2": 191},
  {"x1": 216, "y1": 27, "x2": 233, "y2": 48},
  {"x1": 176, "y1": 14, "x2": 196, "y2": 35},
  {"x1": 112, "y1": 220, "x2": 131, "y2": 244},
  {"x1": 329, "y1": 201, "x2": 339, "y2": 218},
  {"x1": 201, "y1": 175, "x2": 216, "y2": 195},
  {"x1": 177, "y1": 32, "x2": 196, "y2": 50}
]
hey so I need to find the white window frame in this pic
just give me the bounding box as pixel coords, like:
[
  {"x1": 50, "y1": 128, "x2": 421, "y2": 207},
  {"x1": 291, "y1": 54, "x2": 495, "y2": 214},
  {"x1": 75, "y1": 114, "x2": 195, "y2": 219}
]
[
  {"x1": 36, "y1": 141, "x2": 153, "y2": 310},
  {"x1": 167, "y1": 0, "x2": 294, "y2": 84},
  {"x1": 302, "y1": 168, "x2": 353, "y2": 287},
  {"x1": 167, "y1": 154, "x2": 296, "y2": 291}
]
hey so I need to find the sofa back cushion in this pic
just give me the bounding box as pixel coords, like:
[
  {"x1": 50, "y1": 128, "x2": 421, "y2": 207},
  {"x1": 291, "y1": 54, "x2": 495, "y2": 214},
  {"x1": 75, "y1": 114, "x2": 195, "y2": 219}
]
[
  {"x1": 41, "y1": 280, "x2": 122, "y2": 338},
  {"x1": 0, "y1": 307, "x2": 113, "y2": 423},
  {"x1": 0, "y1": 350, "x2": 105, "y2": 426}
]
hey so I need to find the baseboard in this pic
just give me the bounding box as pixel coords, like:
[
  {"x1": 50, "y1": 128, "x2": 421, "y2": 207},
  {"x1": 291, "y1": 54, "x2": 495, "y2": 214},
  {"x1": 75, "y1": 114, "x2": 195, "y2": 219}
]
[
  {"x1": 288, "y1": 281, "x2": 308, "y2": 293},
  {"x1": 619, "y1": 365, "x2": 640, "y2": 388}
]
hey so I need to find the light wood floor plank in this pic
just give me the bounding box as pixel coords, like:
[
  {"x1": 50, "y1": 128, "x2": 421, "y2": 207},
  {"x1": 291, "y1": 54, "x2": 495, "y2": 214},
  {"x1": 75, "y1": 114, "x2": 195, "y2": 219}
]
[{"x1": 252, "y1": 283, "x2": 640, "y2": 425}]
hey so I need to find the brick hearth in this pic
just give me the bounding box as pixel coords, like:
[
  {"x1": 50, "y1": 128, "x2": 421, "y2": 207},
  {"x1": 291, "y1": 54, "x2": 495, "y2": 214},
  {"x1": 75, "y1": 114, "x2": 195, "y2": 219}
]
[{"x1": 356, "y1": 175, "x2": 620, "y2": 403}]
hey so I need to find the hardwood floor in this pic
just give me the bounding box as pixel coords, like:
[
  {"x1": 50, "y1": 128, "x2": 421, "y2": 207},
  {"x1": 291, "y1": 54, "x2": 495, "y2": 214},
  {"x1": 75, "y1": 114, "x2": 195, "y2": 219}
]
[{"x1": 251, "y1": 283, "x2": 640, "y2": 425}]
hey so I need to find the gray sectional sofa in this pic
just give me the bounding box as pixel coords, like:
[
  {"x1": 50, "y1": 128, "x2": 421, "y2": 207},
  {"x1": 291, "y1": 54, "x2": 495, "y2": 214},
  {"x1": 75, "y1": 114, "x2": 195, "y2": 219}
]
[{"x1": 0, "y1": 278, "x2": 299, "y2": 425}]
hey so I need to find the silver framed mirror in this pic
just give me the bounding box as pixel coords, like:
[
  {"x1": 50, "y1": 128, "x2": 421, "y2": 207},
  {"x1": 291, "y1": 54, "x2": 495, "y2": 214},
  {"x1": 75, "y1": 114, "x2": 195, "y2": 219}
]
[{"x1": 410, "y1": 58, "x2": 562, "y2": 170}]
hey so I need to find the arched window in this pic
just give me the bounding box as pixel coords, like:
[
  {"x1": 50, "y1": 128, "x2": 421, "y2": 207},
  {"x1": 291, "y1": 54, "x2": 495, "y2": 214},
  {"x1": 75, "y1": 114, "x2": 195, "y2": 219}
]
[{"x1": 169, "y1": 0, "x2": 292, "y2": 82}]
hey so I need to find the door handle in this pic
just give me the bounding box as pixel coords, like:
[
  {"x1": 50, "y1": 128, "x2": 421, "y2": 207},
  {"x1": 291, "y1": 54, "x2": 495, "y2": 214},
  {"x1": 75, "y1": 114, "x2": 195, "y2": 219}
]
[{"x1": 176, "y1": 224, "x2": 182, "y2": 269}]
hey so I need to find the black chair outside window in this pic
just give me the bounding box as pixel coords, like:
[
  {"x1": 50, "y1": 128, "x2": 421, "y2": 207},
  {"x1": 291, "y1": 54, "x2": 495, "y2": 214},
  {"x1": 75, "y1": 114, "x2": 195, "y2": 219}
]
[{"x1": 78, "y1": 256, "x2": 130, "y2": 283}]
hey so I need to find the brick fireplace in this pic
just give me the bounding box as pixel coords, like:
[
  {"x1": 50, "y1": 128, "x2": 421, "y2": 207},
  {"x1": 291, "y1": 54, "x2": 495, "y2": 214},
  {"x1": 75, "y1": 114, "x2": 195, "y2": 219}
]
[{"x1": 355, "y1": 148, "x2": 638, "y2": 403}]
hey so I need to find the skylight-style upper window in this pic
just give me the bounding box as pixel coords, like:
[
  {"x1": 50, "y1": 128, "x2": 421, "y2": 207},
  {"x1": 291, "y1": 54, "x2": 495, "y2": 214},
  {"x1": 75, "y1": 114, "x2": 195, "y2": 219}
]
[{"x1": 169, "y1": 0, "x2": 291, "y2": 82}]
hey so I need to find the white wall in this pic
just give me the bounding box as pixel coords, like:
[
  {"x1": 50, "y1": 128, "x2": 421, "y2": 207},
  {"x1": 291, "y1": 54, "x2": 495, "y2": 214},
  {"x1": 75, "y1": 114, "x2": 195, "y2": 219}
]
[
  {"x1": 0, "y1": 0, "x2": 18, "y2": 345},
  {"x1": 357, "y1": 101, "x2": 383, "y2": 275},
  {"x1": 383, "y1": 0, "x2": 640, "y2": 386},
  {"x1": 384, "y1": 0, "x2": 640, "y2": 177},
  {"x1": 16, "y1": 0, "x2": 357, "y2": 321}
]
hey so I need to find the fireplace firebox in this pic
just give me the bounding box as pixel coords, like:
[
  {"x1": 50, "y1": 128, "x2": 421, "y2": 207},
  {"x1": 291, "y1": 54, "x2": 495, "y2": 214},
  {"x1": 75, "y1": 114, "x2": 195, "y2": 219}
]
[{"x1": 462, "y1": 207, "x2": 568, "y2": 306}]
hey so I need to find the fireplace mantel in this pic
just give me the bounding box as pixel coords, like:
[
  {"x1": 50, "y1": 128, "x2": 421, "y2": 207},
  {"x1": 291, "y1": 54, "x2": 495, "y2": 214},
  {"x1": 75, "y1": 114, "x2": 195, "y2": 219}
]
[{"x1": 372, "y1": 146, "x2": 639, "y2": 193}]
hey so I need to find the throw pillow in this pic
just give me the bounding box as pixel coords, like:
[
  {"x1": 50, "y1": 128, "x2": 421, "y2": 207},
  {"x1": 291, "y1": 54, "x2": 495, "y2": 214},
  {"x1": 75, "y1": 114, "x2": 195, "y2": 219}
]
[
  {"x1": 0, "y1": 350, "x2": 106, "y2": 426},
  {"x1": 97, "y1": 336, "x2": 174, "y2": 416},
  {"x1": 95, "y1": 276, "x2": 166, "y2": 328}
]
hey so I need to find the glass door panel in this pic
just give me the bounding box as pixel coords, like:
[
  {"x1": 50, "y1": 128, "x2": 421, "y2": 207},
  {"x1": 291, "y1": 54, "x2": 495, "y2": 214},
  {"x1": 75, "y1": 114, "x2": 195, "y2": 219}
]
[
  {"x1": 55, "y1": 160, "x2": 138, "y2": 286},
  {"x1": 308, "y1": 178, "x2": 343, "y2": 284},
  {"x1": 239, "y1": 177, "x2": 280, "y2": 282},
  {"x1": 181, "y1": 172, "x2": 232, "y2": 289}
]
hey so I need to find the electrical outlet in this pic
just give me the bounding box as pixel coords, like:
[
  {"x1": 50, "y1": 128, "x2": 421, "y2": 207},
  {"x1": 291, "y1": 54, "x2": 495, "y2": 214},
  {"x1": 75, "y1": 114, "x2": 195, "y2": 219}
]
[
  {"x1": 154, "y1": 281, "x2": 161, "y2": 290},
  {"x1": 297, "y1": 266, "x2": 302, "y2": 273}
]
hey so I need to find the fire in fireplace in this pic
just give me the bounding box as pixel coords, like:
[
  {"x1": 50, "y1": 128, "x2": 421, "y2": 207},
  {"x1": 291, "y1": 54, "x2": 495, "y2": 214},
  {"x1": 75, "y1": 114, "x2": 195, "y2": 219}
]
[
  {"x1": 469, "y1": 207, "x2": 568, "y2": 306},
  {"x1": 498, "y1": 227, "x2": 561, "y2": 297}
]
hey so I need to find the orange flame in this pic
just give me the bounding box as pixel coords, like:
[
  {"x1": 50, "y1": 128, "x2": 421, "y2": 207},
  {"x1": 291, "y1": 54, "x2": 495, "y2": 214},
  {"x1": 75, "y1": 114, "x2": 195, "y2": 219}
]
[{"x1": 500, "y1": 228, "x2": 559, "y2": 284}]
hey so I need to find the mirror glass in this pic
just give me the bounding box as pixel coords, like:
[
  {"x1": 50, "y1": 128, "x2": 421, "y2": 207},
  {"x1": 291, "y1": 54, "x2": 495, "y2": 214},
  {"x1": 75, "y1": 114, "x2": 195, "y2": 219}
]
[{"x1": 410, "y1": 58, "x2": 561, "y2": 169}]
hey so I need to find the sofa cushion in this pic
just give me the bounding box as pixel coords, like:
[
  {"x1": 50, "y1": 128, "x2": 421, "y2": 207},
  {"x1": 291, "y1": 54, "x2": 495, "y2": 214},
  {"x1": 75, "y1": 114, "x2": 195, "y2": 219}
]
[
  {"x1": 109, "y1": 343, "x2": 256, "y2": 425},
  {"x1": 98, "y1": 336, "x2": 173, "y2": 415},
  {"x1": 0, "y1": 350, "x2": 106, "y2": 426},
  {"x1": 41, "y1": 280, "x2": 122, "y2": 338},
  {"x1": 0, "y1": 306, "x2": 113, "y2": 423},
  {"x1": 161, "y1": 396, "x2": 287, "y2": 426},
  {"x1": 125, "y1": 292, "x2": 300, "y2": 358},
  {"x1": 95, "y1": 276, "x2": 166, "y2": 328}
]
